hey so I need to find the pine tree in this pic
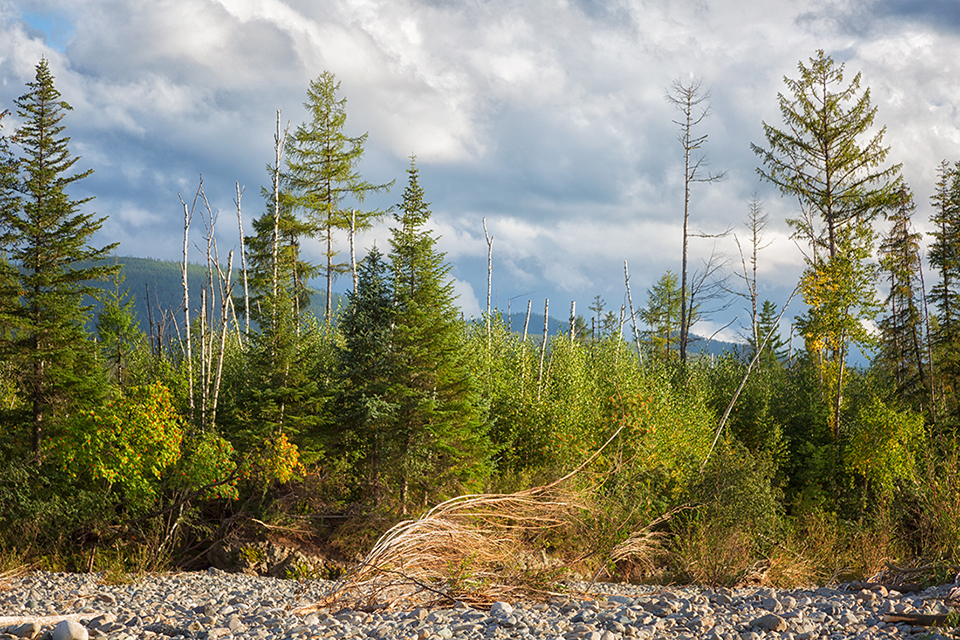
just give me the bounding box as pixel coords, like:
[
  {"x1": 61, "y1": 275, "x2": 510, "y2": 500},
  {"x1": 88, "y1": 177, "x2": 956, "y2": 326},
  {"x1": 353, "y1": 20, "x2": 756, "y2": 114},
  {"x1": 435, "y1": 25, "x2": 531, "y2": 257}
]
[
  {"x1": 929, "y1": 161, "x2": 960, "y2": 423},
  {"x1": 876, "y1": 187, "x2": 929, "y2": 411},
  {"x1": 0, "y1": 59, "x2": 118, "y2": 454},
  {"x1": 386, "y1": 158, "x2": 491, "y2": 514},
  {"x1": 285, "y1": 71, "x2": 391, "y2": 325}
]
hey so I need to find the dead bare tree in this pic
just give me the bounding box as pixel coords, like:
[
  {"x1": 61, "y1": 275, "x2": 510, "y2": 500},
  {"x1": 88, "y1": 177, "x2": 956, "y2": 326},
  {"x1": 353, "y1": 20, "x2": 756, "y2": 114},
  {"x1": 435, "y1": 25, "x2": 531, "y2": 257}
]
[
  {"x1": 538, "y1": 298, "x2": 549, "y2": 399},
  {"x1": 178, "y1": 182, "x2": 203, "y2": 419},
  {"x1": 483, "y1": 218, "x2": 494, "y2": 343},
  {"x1": 624, "y1": 260, "x2": 643, "y2": 364},
  {"x1": 235, "y1": 182, "x2": 249, "y2": 336},
  {"x1": 666, "y1": 78, "x2": 726, "y2": 364},
  {"x1": 731, "y1": 194, "x2": 771, "y2": 352}
]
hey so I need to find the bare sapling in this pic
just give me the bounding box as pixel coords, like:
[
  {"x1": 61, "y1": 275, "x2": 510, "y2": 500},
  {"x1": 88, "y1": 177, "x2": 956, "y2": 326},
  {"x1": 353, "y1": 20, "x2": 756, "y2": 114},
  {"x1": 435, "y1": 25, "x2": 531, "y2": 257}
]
[
  {"x1": 178, "y1": 182, "x2": 203, "y2": 418},
  {"x1": 210, "y1": 250, "x2": 235, "y2": 430},
  {"x1": 522, "y1": 299, "x2": 532, "y2": 343},
  {"x1": 569, "y1": 300, "x2": 576, "y2": 340},
  {"x1": 624, "y1": 260, "x2": 643, "y2": 364}
]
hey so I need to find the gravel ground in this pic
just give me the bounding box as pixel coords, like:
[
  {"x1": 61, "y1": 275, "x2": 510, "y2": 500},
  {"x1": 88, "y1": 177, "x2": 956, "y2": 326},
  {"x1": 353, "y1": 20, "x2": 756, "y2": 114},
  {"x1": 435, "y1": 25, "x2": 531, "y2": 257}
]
[{"x1": 1, "y1": 569, "x2": 957, "y2": 640}]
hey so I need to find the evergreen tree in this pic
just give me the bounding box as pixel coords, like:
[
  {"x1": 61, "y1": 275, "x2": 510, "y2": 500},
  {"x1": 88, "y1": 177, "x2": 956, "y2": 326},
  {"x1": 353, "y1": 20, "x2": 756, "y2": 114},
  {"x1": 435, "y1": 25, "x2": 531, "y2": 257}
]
[
  {"x1": 748, "y1": 299, "x2": 789, "y2": 368},
  {"x1": 876, "y1": 187, "x2": 929, "y2": 411},
  {"x1": 285, "y1": 71, "x2": 391, "y2": 324},
  {"x1": 641, "y1": 270, "x2": 683, "y2": 361},
  {"x1": 334, "y1": 246, "x2": 396, "y2": 504},
  {"x1": 242, "y1": 193, "x2": 320, "y2": 329},
  {"x1": 387, "y1": 158, "x2": 491, "y2": 514},
  {"x1": 928, "y1": 160, "x2": 960, "y2": 423},
  {"x1": 0, "y1": 59, "x2": 118, "y2": 454},
  {"x1": 752, "y1": 50, "x2": 900, "y2": 436}
]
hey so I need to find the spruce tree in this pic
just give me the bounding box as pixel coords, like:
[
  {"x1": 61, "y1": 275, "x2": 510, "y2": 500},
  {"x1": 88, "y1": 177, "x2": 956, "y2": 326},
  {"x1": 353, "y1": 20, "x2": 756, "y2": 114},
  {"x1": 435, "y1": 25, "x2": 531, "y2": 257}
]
[
  {"x1": 335, "y1": 246, "x2": 396, "y2": 504},
  {"x1": 0, "y1": 59, "x2": 118, "y2": 454},
  {"x1": 929, "y1": 161, "x2": 960, "y2": 423},
  {"x1": 876, "y1": 187, "x2": 929, "y2": 411},
  {"x1": 748, "y1": 299, "x2": 789, "y2": 368},
  {"x1": 387, "y1": 158, "x2": 490, "y2": 514}
]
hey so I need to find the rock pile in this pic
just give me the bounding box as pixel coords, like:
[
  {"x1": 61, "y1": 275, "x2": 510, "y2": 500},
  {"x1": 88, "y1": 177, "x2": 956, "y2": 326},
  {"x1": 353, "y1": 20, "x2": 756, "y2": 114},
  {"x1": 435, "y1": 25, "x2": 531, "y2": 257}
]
[{"x1": 0, "y1": 570, "x2": 957, "y2": 640}]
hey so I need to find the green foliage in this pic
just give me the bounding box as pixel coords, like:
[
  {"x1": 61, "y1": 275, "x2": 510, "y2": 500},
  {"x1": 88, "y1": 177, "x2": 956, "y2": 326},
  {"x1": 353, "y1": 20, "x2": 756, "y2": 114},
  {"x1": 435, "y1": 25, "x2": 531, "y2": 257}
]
[
  {"x1": 876, "y1": 187, "x2": 930, "y2": 413},
  {"x1": 748, "y1": 300, "x2": 789, "y2": 368},
  {"x1": 285, "y1": 71, "x2": 391, "y2": 323},
  {"x1": 844, "y1": 397, "x2": 924, "y2": 498},
  {"x1": 96, "y1": 274, "x2": 146, "y2": 388},
  {"x1": 929, "y1": 161, "x2": 960, "y2": 426},
  {"x1": 641, "y1": 271, "x2": 684, "y2": 361},
  {"x1": 384, "y1": 159, "x2": 492, "y2": 512},
  {"x1": 174, "y1": 431, "x2": 238, "y2": 500},
  {"x1": 50, "y1": 382, "x2": 183, "y2": 512}
]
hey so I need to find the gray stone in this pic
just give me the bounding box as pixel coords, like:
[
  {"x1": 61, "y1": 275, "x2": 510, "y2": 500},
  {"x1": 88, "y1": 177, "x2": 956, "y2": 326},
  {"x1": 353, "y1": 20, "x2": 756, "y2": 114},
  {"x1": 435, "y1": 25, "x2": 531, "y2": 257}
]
[
  {"x1": 752, "y1": 614, "x2": 787, "y2": 632},
  {"x1": 489, "y1": 602, "x2": 514, "y2": 617},
  {"x1": 51, "y1": 621, "x2": 88, "y2": 640},
  {"x1": 9, "y1": 623, "x2": 40, "y2": 639}
]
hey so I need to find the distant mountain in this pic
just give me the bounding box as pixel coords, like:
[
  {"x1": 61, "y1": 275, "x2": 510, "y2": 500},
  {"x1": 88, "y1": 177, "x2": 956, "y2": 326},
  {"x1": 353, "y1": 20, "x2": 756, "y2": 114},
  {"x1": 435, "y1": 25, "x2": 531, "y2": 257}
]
[
  {"x1": 496, "y1": 311, "x2": 745, "y2": 357},
  {"x1": 82, "y1": 256, "x2": 341, "y2": 336},
  {"x1": 82, "y1": 257, "x2": 748, "y2": 361}
]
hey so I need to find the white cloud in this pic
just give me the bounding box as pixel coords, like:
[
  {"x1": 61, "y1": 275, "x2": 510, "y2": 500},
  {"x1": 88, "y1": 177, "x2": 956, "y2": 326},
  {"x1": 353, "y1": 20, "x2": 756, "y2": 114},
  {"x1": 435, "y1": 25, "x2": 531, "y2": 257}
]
[{"x1": 0, "y1": 0, "x2": 957, "y2": 332}]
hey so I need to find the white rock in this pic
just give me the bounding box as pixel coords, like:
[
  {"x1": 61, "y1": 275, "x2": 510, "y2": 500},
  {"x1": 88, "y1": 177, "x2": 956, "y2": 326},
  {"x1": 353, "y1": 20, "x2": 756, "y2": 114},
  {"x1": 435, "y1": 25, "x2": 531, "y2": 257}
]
[{"x1": 51, "y1": 620, "x2": 88, "y2": 640}]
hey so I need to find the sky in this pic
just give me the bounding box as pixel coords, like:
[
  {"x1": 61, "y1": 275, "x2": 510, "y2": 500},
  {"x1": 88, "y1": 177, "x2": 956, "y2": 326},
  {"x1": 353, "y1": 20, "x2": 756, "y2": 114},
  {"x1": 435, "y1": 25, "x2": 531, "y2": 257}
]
[{"x1": 2, "y1": 0, "x2": 960, "y2": 345}]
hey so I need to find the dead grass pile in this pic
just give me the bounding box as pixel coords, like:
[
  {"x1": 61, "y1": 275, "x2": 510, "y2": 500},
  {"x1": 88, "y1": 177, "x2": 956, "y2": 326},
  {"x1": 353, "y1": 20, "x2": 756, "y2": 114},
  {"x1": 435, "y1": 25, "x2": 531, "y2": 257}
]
[
  {"x1": 308, "y1": 480, "x2": 586, "y2": 612},
  {"x1": 306, "y1": 425, "x2": 668, "y2": 611}
]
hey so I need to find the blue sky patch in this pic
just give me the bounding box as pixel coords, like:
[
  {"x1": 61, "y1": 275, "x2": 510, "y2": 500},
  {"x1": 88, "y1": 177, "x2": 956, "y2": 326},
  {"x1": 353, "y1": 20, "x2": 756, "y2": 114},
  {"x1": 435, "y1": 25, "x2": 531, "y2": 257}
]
[{"x1": 21, "y1": 11, "x2": 74, "y2": 53}]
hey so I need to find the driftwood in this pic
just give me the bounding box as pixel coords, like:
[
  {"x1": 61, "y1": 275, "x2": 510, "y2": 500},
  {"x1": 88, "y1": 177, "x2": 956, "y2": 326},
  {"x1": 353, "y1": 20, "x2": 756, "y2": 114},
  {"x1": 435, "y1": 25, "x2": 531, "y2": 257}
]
[
  {"x1": 0, "y1": 613, "x2": 101, "y2": 626},
  {"x1": 882, "y1": 613, "x2": 952, "y2": 627}
]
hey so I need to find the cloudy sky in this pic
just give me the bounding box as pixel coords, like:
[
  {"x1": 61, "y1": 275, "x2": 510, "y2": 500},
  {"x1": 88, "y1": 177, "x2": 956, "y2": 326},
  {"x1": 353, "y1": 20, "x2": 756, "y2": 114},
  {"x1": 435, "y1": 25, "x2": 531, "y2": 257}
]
[{"x1": 1, "y1": 0, "x2": 959, "y2": 342}]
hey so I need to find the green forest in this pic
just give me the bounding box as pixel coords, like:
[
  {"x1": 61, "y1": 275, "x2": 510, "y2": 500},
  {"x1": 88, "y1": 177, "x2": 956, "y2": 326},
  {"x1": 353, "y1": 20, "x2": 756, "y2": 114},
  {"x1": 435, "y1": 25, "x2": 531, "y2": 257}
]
[{"x1": 1, "y1": 52, "x2": 958, "y2": 590}]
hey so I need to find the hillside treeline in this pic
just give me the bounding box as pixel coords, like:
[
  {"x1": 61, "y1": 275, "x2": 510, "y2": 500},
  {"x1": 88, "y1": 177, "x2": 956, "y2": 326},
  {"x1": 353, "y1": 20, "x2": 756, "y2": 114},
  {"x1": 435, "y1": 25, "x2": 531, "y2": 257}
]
[{"x1": 1, "y1": 55, "x2": 959, "y2": 586}]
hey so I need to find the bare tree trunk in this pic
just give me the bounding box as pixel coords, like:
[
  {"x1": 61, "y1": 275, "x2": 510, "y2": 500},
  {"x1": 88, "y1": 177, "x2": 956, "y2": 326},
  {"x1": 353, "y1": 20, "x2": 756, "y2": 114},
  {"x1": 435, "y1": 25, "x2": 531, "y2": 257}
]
[
  {"x1": 569, "y1": 300, "x2": 576, "y2": 340},
  {"x1": 350, "y1": 209, "x2": 358, "y2": 292},
  {"x1": 624, "y1": 260, "x2": 643, "y2": 365},
  {"x1": 522, "y1": 299, "x2": 532, "y2": 343},
  {"x1": 667, "y1": 79, "x2": 725, "y2": 365},
  {"x1": 483, "y1": 218, "x2": 493, "y2": 344},
  {"x1": 210, "y1": 250, "x2": 234, "y2": 431},
  {"x1": 200, "y1": 287, "x2": 208, "y2": 427},
  {"x1": 272, "y1": 111, "x2": 289, "y2": 304},
  {"x1": 235, "y1": 182, "x2": 250, "y2": 335},
  {"x1": 538, "y1": 298, "x2": 549, "y2": 399},
  {"x1": 179, "y1": 190, "x2": 195, "y2": 418}
]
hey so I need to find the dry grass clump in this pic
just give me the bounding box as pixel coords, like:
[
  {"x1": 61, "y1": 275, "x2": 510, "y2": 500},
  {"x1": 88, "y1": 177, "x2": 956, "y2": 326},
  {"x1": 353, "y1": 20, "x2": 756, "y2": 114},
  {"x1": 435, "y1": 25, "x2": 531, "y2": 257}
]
[
  {"x1": 306, "y1": 425, "x2": 669, "y2": 611},
  {"x1": 309, "y1": 481, "x2": 587, "y2": 611}
]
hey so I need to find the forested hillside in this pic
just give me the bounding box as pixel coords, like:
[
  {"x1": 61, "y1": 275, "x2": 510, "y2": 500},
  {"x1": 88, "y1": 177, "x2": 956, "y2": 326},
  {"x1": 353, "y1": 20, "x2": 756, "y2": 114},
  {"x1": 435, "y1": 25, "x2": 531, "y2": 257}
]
[{"x1": 1, "y1": 55, "x2": 958, "y2": 591}]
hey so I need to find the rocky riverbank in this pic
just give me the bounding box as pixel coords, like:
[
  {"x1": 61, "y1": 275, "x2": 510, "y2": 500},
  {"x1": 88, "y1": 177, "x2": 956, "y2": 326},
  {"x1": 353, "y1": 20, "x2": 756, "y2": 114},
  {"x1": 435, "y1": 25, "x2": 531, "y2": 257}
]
[{"x1": 1, "y1": 569, "x2": 957, "y2": 640}]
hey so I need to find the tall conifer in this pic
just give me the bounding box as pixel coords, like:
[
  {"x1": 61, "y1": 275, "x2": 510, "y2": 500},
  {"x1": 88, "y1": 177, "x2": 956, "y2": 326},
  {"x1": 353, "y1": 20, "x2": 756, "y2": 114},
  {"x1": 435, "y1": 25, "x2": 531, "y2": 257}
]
[
  {"x1": 0, "y1": 59, "x2": 117, "y2": 453},
  {"x1": 387, "y1": 158, "x2": 490, "y2": 513}
]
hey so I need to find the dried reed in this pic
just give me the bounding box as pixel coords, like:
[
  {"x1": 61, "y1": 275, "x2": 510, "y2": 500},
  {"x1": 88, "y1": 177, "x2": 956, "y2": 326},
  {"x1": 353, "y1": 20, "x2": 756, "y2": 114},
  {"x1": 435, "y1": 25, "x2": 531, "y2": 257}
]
[{"x1": 306, "y1": 425, "x2": 644, "y2": 612}]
